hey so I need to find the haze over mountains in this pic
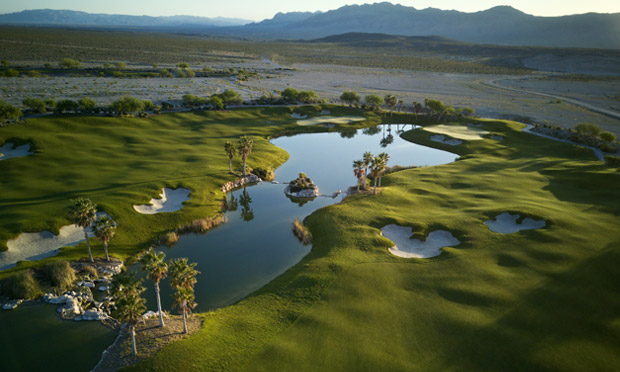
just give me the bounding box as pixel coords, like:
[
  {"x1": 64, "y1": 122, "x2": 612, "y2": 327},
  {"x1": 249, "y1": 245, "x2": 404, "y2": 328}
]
[{"x1": 1, "y1": 2, "x2": 619, "y2": 49}]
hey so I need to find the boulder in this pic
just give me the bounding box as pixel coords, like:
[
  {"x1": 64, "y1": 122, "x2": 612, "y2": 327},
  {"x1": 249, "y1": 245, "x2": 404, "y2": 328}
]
[
  {"x1": 142, "y1": 310, "x2": 168, "y2": 320},
  {"x1": 221, "y1": 175, "x2": 262, "y2": 193},
  {"x1": 75, "y1": 309, "x2": 108, "y2": 321},
  {"x1": 2, "y1": 299, "x2": 23, "y2": 310},
  {"x1": 284, "y1": 186, "x2": 320, "y2": 198},
  {"x1": 78, "y1": 281, "x2": 95, "y2": 288},
  {"x1": 48, "y1": 293, "x2": 72, "y2": 304}
]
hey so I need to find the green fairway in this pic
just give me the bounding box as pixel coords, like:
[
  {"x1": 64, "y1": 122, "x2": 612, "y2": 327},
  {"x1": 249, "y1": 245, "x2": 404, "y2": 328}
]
[
  {"x1": 0, "y1": 105, "x2": 378, "y2": 276},
  {"x1": 123, "y1": 118, "x2": 620, "y2": 371}
]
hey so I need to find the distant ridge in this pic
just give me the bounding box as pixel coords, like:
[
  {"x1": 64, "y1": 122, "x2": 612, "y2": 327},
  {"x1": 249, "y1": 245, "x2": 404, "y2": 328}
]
[
  {"x1": 1, "y1": 3, "x2": 619, "y2": 49},
  {"x1": 0, "y1": 9, "x2": 251, "y2": 27}
]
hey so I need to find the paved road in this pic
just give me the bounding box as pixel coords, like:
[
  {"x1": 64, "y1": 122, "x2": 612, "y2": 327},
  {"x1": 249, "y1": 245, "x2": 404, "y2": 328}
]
[{"x1": 482, "y1": 76, "x2": 620, "y2": 121}]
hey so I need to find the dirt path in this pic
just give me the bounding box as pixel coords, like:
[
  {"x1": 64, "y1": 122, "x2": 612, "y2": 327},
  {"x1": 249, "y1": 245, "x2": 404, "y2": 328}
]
[{"x1": 482, "y1": 76, "x2": 620, "y2": 121}]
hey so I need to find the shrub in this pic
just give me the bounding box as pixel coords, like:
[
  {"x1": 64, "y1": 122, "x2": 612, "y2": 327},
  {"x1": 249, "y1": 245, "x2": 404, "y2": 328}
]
[
  {"x1": 1, "y1": 270, "x2": 42, "y2": 299},
  {"x1": 45, "y1": 261, "x2": 76, "y2": 292},
  {"x1": 176, "y1": 215, "x2": 227, "y2": 234},
  {"x1": 111, "y1": 95, "x2": 144, "y2": 116},
  {"x1": 3, "y1": 68, "x2": 19, "y2": 77},
  {"x1": 574, "y1": 123, "x2": 602, "y2": 137},
  {"x1": 289, "y1": 172, "x2": 316, "y2": 192},
  {"x1": 78, "y1": 97, "x2": 97, "y2": 113},
  {"x1": 160, "y1": 232, "x2": 179, "y2": 246},
  {"x1": 59, "y1": 58, "x2": 81, "y2": 69},
  {"x1": 252, "y1": 167, "x2": 275, "y2": 181},
  {"x1": 292, "y1": 218, "x2": 312, "y2": 244},
  {"x1": 281, "y1": 87, "x2": 300, "y2": 102},
  {"x1": 599, "y1": 131, "x2": 616, "y2": 143},
  {"x1": 23, "y1": 97, "x2": 47, "y2": 113},
  {"x1": 54, "y1": 99, "x2": 78, "y2": 114},
  {"x1": 177, "y1": 62, "x2": 190, "y2": 68},
  {"x1": 0, "y1": 100, "x2": 23, "y2": 121},
  {"x1": 604, "y1": 155, "x2": 620, "y2": 167},
  {"x1": 27, "y1": 70, "x2": 41, "y2": 77},
  {"x1": 82, "y1": 265, "x2": 99, "y2": 278},
  {"x1": 599, "y1": 143, "x2": 617, "y2": 153},
  {"x1": 340, "y1": 91, "x2": 360, "y2": 104}
]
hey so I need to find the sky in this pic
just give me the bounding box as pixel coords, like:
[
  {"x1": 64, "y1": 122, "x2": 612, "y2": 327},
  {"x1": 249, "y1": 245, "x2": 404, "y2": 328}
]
[{"x1": 1, "y1": 0, "x2": 619, "y2": 22}]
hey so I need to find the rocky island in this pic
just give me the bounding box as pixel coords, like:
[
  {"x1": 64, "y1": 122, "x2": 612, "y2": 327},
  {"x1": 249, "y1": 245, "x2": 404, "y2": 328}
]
[{"x1": 284, "y1": 172, "x2": 319, "y2": 198}]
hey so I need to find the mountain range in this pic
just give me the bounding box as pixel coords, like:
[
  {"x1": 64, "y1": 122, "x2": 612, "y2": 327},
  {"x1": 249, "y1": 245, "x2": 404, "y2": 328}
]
[
  {"x1": 1, "y1": 3, "x2": 619, "y2": 49},
  {"x1": 0, "y1": 9, "x2": 251, "y2": 27}
]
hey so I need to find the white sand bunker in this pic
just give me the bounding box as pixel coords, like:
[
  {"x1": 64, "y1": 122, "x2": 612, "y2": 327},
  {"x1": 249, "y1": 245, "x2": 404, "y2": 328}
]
[
  {"x1": 485, "y1": 212, "x2": 546, "y2": 234},
  {"x1": 430, "y1": 134, "x2": 462, "y2": 146},
  {"x1": 0, "y1": 143, "x2": 33, "y2": 161},
  {"x1": 291, "y1": 113, "x2": 308, "y2": 119},
  {"x1": 296, "y1": 116, "x2": 365, "y2": 126},
  {"x1": 424, "y1": 125, "x2": 489, "y2": 140},
  {"x1": 0, "y1": 213, "x2": 112, "y2": 270},
  {"x1": 381, "y1": 224, "x2": 460, "y2": 258},
  {"x1": 133, "y1": 188, "x2": 190, "y2": 214}
]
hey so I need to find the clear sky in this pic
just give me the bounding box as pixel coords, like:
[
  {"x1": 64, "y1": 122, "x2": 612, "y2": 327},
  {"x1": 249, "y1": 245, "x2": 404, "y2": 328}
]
[{"x1": 2, "y1": 0, "x2": 619, "y2": 22}]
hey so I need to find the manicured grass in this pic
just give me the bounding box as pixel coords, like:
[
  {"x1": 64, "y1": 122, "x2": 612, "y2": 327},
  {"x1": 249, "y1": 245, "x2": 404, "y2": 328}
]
[
  {"x1": 124, "y1": 117, "x2": 620, "y2": 371},
  {"x1": 0, "y1": 105, "x2": 380, "y2": 278}
]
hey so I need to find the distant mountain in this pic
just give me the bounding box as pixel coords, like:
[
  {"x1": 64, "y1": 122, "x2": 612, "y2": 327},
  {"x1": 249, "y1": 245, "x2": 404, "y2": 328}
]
[
  {"x1": 227, "y1": 2, "x2": 620, "y2": 49},
  {"x1": 0, "y1": 9, "x2": 251, "y2": 27},
  {"x1": 2, "y1": 4, "x2": 620, "y2": 49}
]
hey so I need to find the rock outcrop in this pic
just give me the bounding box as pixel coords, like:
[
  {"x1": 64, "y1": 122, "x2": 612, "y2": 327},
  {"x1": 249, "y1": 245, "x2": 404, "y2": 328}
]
[{"x1": 221, "y1": 174, "x2": 262, "y2": 193}]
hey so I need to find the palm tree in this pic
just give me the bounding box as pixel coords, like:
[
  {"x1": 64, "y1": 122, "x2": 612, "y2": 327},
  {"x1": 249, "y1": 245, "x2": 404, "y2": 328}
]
[
  {"x1": 114, "y1": 282, "x2": 146, "y2": 356},
  {"x1": 370, "y1": 156, "x2": 385, "y2": 195},
  {"x1": 384, "y1": 94, "x2": 397, "y2": 116},
  {"x1": 237, "y1": 136, "x2": 253, "y2": 176},
  {"x1": 69, "y1": 197, "x2": 97, "y2": 262},
  {"x1": 224, "y1": 141, "x2": 236, "y2": 173},
  {"x1": 172, "y1": 286, "x2": 196, "y2": 334},
  {"x1": 352, "y1": 160, "x2": 365, "y2": 191},
  {"x1": 362, "y1": 151, "x2": 373, "y2": 189},
  {"x1": 94, "y1": 216, "x2": 116, "y2": 262},
  {"x1": 378, "y1": 152, "x2": 390, "y2": 187},
  {"x1": 141, "y1": 248, "x2": 168, "y2": 327},
  {"x1": 169, "y1": 258, "x2": 200, "y2": 291}
]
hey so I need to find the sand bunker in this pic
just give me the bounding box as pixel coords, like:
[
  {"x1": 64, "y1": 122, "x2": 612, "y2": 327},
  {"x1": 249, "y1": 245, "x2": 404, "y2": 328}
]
[
  {"x1": 381, "y1": 224, "x2": 460, "y2": 258},
  {"x1": 430, "y1": 134, "x2": 462, "y2": 146},
  {"x1": 0, "y1": 213, "x2": 112, "y2": 270},
  {"x1": 0, "y1": 143, "x2": 33, "y2": 161},
  {"x1": 296, "y1": 116, "x2": 365, "y2": 126},
  {"x1": 291, "y1": 113, "x2": 308, "y2": 119},
  {"x1": 133, "y1": 188, "x2": 190, "y2": 214},
  {"x1": 424, "y1": 125, "x2": 489, "y2": 140},
  {"x1": 485, "y1": 212, "x2": 546, "y2": 234}
]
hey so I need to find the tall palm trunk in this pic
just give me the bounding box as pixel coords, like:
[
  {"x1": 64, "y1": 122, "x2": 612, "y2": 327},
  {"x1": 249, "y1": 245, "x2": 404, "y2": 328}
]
[
  {"x1": 155, "y1": 282, "x2": 165, "y2": 327},
  {"x1": 182, "y1": 308, "x2": 188, "y2": 334},
  {"x1": 373, "y1": 178, "x2": 377, "y2": 195},
  {"x1": 104, "y1": 242, "x2": 109, "y2": 262},
  {"x1": 130, "y1": 325, "x2": 137, "y2": 356},
  {"x1": 242, "y1": 155, "x2": 247, "y2": 176},
  {"x1": 228, "y1": 157, "x2": 232, "y2": 173},
  {"x1": 84, "y1": 230, "x2": 93, "y2": 262}
]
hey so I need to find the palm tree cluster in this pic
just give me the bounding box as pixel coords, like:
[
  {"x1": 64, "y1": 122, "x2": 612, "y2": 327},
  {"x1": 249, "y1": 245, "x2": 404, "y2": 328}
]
[
  {"x1": 224, "y1": 136, "x2": 254, "y2": 176},
  {"x1": 110, "y1": 273, "x2": 146, "y2": 357},
  {"x1": 352, "y1": 152, "x2": 389, "y2": 194},
  {"x1": 69, "y1": 197, "x2": 117, "y2": 262},
  {"x1": 112, "y1": 250, "x2": 200, "y2": 356}
]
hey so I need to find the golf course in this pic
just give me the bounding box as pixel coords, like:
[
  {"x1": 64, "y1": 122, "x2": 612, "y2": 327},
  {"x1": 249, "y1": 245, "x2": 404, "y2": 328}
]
[{"x1": 1, "y1": 104, "x2": 618, "y2": 371}]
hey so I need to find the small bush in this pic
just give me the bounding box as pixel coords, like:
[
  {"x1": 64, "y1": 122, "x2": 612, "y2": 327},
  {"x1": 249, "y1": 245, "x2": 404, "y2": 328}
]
[
  {"x1": 604, "y1": 155, "x2": 620, "y2": 167},
  {"x1": 45, "y1": 261, "x2": 76, "y2": 292},
  {"x1": 160, "y1": 231, "x2": 179, "y2": 245},
  {"x1": 574, "y1": 123, "x2": 602, "y2": 137},
  {"x1": 599, "y1": 143, "x2": 617, "y2": 153},
  {"x1": 82, "y1": 265, "x2": 99, "y2": 278},
  {"x1": 599, "y1": 131, "x2": 616, "y2": 143},
  {"x1": 292, "y1": 218, "x2": 312, "y2": 244},
  {"x1": 176, "y1": 215, "x2": 227, "y2": 234},
  {"x1": 252, "y1": 167, "x2": 275, "y2": 181},
  {"x1": 1, "y1": 270, "x2": 42, "y2": 299}
]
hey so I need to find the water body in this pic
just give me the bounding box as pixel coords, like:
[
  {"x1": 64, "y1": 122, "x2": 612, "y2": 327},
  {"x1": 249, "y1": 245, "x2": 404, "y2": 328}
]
[
  {"x1": 144, "y1": 125, "x2": 457, "y2": 312},
  {"x1": 0, "y1": 125, "x2": 456, "y2": 370},
  {"x1": 0, "y1": 304, "x2": 116, "y2": 372}
]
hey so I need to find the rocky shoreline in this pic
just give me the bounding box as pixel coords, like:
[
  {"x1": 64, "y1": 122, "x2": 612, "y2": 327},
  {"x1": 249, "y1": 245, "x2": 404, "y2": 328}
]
[{"x1": 221, "y1": 174, "x2": 262, "y2": 193}]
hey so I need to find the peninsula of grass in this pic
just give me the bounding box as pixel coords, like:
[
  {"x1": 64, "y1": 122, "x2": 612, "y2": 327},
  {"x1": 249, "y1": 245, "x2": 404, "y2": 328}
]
[
  {"x1": 0, "y1": 105, "x2": 381, "y2": 278},
  {"x1": 124, "y1": 116, "x2": 620, "y2": 371}
]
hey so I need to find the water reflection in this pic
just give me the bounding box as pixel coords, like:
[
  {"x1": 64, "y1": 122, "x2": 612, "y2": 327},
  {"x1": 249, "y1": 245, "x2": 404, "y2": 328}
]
[{"x1": 238, "y1": 188, "x2": 254, "y2": 222}]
